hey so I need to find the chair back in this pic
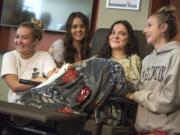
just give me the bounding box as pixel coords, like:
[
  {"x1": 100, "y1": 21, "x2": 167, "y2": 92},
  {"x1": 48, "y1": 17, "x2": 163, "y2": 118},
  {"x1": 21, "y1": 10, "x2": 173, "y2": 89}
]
[{"x1": 90, "y1": 28, "x2": 153, "y2": 59}]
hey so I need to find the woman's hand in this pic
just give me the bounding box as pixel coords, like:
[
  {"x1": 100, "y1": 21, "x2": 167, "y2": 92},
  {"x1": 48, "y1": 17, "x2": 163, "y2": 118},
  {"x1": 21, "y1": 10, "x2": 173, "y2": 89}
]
[
  {"x1": 32, "y1": 77, "x2": 47, "y2": 82},
  {"x1": 126, "y1": 92, "x2": 136, "y2": 100},
  {"x1": 47, "y1": 68, "x2": 60, "y2": 77}
]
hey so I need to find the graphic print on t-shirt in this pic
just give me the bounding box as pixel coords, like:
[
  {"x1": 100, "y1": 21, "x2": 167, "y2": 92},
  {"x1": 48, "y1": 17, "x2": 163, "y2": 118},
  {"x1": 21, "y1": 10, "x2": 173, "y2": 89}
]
[{"x1": 32, "y1": 68, "x2": 40, "y2": 78}]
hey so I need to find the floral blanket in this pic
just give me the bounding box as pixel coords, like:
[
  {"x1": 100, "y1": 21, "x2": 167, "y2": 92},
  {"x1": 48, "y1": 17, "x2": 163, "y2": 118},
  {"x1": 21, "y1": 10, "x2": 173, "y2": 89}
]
[{"x1": 18, "y1": 58, "x2": 126, "y2": 116}]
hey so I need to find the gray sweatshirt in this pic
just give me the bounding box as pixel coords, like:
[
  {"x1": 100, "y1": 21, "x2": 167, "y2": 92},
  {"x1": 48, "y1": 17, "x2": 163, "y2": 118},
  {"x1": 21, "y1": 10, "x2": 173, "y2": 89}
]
[{"x1": 132, "y1": 41, "x2": 180, "y2": 133}]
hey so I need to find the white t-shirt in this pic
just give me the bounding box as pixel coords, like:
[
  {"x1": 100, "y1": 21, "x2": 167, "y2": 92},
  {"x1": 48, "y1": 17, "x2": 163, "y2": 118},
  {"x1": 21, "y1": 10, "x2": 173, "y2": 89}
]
[
  {"x1": 49, "y1": 39, "x2": 65, "y2": 65},
  {"x1": 1, "y1": 50, "x2": 57, "y2": 103}
]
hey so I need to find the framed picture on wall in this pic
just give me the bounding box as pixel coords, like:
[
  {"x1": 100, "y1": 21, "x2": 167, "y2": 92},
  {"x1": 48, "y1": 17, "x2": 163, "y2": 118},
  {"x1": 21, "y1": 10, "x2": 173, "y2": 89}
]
[{"x1": 106, "y1": 0, "x2": 141, "y2": 10}]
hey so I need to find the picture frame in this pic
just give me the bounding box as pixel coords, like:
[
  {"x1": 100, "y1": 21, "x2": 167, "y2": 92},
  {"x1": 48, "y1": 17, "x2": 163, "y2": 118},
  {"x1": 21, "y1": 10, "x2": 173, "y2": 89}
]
[{"x1": 106, "y1": 0, "x2": 141, "y2": 11}]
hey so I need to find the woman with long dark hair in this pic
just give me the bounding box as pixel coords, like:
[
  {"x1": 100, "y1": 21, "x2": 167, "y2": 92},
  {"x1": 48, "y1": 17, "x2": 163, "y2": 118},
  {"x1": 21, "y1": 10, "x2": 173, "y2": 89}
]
[
  {"x1": 99, "y1": 20, "x2": 141, "y2": 82},
  {"x1": 49, "y1": 12, "x2": 90, "y2": 67}
]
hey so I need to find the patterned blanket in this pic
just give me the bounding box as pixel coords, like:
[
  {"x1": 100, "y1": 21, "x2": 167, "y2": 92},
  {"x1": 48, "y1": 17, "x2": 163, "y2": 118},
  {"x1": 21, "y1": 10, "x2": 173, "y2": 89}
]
[{"x1": 18, "y1": 58, "x2": 126, "y2": 115}]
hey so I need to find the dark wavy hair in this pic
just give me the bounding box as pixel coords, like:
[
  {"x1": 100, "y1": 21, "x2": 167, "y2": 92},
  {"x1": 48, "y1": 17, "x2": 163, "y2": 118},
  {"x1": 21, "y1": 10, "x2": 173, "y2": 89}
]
[
  {"x1": 63, "y1": 12, "x2": 90, "y2": 63},
  {"x1": 99, "y1": 20, "x2": 138, "y2": 58}
]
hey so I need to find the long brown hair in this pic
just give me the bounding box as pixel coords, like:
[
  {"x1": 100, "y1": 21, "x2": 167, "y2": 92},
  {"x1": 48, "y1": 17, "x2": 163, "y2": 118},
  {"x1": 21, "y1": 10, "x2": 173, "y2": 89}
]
[
  {"x1": 99, "y1": 20, "x2": 138, "y2": 58},
  {"x1": 63, "y1": 12, "x2": 90, "y2": 63}
]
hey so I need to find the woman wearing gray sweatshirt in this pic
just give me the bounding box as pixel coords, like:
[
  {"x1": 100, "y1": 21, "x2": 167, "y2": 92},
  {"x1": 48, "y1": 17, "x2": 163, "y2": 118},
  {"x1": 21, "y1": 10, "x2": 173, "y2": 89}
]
[{"x1": 128, "y1": 5, "x2": 180, "y2": 135}]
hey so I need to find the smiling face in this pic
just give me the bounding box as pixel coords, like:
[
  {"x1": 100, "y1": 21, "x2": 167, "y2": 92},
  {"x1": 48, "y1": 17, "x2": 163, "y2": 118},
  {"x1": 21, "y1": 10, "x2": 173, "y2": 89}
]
[
  {"x1": 143, "y1": 15, "x2": 167, "y2": 47},
  {"x1": 71, "y1": 17, "x2": 86, "y2": 43},
  {"x1": 109, "y1": 23, "x2": 129, "y2": 51},
  {"x1": 14, "y1": 26, "x2": 36, "y2": 58}
]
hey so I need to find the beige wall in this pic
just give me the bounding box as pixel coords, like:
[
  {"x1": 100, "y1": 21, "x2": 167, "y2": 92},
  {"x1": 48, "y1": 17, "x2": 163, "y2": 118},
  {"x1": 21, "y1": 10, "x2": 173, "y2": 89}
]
[
  {"x1": 0, "y1": 53, "x2": 8, "y2": 101},
  {"x1": 96, "y1": 0, "x2": 150, "y2": 30}
]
